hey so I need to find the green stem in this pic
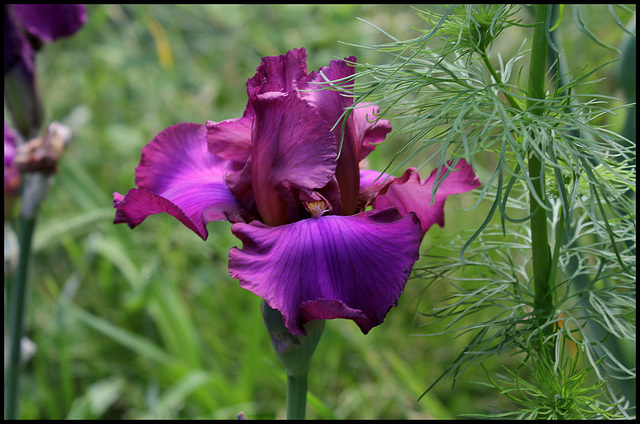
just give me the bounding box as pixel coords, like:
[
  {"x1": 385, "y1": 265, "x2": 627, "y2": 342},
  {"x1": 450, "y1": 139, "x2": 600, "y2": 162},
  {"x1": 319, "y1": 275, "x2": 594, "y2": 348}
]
[
  {"x1": 286, "y1": 373, "x2": 308, "y2": 420},
  {"x1": 548, "y1": 206, "x2": 564, "y2": 289},
  {"x1": 527, "y1": 4, "x2": 553, "y2": 323},
  {"x1": 527, "y1": 5, "x2": 551, "y2": 110},
  {"x1": 481, "y1": 53, "x2": 522, "y2": 112},
  {"x1": 261, "y1": 301, "x2": 324, "y2": 420},
  {"x1": 5, "y1": 216, "x2": 37, "y2": 420}
]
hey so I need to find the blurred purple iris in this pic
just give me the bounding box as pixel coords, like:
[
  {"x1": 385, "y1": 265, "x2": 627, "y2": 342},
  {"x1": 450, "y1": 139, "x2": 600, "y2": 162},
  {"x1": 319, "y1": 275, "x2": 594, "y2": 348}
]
[
  {"x1": 4, "y1": 122, "x2": 20, "y2": 216},
  {"x1": 5, "y1": 4, "x2": 87, "y2": 138},
  {"x1": 4, "y1": 4, "x2": 86, "y2": 77},
  {"x1": 114, "y1": 48, "x2": 481, "y2": 335}
]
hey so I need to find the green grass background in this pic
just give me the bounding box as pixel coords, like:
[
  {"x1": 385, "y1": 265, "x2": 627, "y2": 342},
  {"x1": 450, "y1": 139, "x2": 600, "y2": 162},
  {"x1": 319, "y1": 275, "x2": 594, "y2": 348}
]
[{"x1": 6, "y1": 5, "x2": 633, "y2": 419}]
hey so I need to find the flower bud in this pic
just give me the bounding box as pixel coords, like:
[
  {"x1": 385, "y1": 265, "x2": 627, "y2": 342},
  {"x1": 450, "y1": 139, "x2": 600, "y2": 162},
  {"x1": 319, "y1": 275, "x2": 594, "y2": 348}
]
[
  {"x1": 15, "y1": 122, "x2": 72, "y2": 219},
  {"x1": 261, "y1": 300, "x2": 325, "y2": 378},
  {"x1": 15, "y1": 121, "x2": 71, "y2": 175}
]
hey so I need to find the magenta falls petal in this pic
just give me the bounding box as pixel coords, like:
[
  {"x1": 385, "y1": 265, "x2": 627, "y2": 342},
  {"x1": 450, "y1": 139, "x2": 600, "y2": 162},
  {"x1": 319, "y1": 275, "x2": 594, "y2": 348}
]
[
  {"x1": 113, "y1": 123, "x2": 250, "y2": 239},
  {"x1": 113, "y1": 188, "x2": 210, "y2": 238},
  {"x1": 228, "y1": 208, "x2": 423, "y2": 335}
]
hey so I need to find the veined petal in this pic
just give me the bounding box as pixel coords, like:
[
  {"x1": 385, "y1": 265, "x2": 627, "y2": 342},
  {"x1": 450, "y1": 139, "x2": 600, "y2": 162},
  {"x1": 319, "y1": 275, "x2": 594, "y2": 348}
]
[
  {"x1": 113, "y1": 123, "x2": 249, "y2": 240},
  {"x1": 229, "y1": 208, "x2": 423, "y2": 335},
  {"x1": 249, "y1": 91, "x2": 336, "y2": 226},
  {"x1": 372, "y1": 159, "x2": 481, "y2": 234},
  {"x1": 114, "y1": 188, "x2": 207, "y2": 238},
  {"x1": 12, "y1": 4, "x2": 86, "y2": 42}
]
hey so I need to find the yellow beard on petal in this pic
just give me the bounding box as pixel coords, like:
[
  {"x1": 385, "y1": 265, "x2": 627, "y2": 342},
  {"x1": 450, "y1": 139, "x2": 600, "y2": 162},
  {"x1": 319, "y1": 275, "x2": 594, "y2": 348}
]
[{"x1": 304, "y1": 200, "x2": 329, "y2": 218}]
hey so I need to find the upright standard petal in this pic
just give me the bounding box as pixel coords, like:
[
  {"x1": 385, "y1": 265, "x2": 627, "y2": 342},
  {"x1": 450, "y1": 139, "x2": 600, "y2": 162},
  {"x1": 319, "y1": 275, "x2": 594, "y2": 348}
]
[
  {"x1": 371, "y1": 159, "x2": 481, "y2": 234},
  {"x1": 300, "y1": 58, "x2": 391, "y2": 215},
  {"x1": 246, "y1": 47, "x2": 308, "y2": 94},
  {"x1": 11, "y1": 4, "x2": 87, "y2": 42},
  {"x1": 249, "y1": 91, "x2": 337, "y2": 226},
  {"x1": 229, "y1": 208, "x2": 423, "y2": 335},
  {"x1": 113, "y1": 123, "x2": 249, "y2": 239}
]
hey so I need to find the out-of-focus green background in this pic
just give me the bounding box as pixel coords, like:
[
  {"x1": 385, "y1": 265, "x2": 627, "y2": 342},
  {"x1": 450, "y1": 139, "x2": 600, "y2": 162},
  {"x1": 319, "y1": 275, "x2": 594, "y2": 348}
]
[{"x1": 6, "y1": 5, "x2": 634, "y2": 419}]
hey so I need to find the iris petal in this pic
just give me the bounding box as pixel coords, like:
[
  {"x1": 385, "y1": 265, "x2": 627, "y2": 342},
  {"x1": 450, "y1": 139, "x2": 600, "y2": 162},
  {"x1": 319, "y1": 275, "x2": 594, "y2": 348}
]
[
  {"x1": 246, "y1": 47, "x2": 308, "y2": 94},
  {"x1": 229, "y1": 208, "x2": 423, "y2": 335},
  {"x1": 5, "y1": 5, "x2": 33, "y2": 74},
  {"x1": 249, "y1": 91, "x2": 337, "y2": 226},
  {"x1": 113, "y1": 123, "x2": 249, "y2": 240},
  {"x1": 12, "y1": 4, "x2": 86, "y2": 42},
  {"x1": 300, "y1": 58, "x2": 391, "y2": 215},
  {"x1": 368, "y1": 159, "x2": 481, "y2": 234},
  {"x1": 206, "y1": 105, "x2": 254, "y2": 162}
]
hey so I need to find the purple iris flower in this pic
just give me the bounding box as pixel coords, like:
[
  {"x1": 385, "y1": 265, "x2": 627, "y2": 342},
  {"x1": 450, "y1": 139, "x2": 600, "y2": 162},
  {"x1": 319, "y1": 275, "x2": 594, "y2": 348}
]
[
  {"x1": 114, "y1": 48, "x2": 481, "y2": 335},
  {"x1": 5, "y1": 4, "x2": 87, "y2": 138},
  {"x1": 4, "y1": 4, "x2": 87, "y2": 75}
]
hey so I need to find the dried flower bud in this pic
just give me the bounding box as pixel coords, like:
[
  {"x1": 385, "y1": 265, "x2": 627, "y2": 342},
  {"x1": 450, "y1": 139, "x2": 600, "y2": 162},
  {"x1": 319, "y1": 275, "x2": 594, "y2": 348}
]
[{"x1": 15, "y1": 121, "x2": 71, "y2": 174}]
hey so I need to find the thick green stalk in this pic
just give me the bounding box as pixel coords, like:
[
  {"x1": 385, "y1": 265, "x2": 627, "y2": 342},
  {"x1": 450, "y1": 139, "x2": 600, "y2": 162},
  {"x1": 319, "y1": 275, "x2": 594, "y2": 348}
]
[
  {"x1": 286, "y1": 374, "x2": 308, "y2": 420},
  {"x1": 261, "y1": 301, "x2": 324, "y2": 420},
  {"x1": 5, "y1": 216, "x2": 37, "y2": 420},
  {"x1": 527, "y1": 4, "x2": 554, "y2": 322}
]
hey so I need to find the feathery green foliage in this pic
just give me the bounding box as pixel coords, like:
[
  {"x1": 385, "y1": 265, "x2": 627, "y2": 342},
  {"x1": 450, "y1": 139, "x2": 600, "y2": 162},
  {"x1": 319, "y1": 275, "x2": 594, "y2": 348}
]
[{"x1": 335, "y1": 3, "x2": 636, "y2": 418}]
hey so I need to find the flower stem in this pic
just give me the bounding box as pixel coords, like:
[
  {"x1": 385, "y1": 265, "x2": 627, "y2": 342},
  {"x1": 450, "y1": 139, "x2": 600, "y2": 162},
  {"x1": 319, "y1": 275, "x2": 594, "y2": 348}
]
[
  {"x1": 286, "y1": 373, "x2": 308, "y2": 420},
  {"x1": 5, "y1": 215, "x2": 37, "y2": 420},
  {"x1": 261, "y1": 301, "x2": 324, "y2": 420},
  {"x1": 480, "y1": 53, "x2": 522, "y2": 112},
  {"x1": 526, "y1": 4, "x2": 554, "y2": 324}
]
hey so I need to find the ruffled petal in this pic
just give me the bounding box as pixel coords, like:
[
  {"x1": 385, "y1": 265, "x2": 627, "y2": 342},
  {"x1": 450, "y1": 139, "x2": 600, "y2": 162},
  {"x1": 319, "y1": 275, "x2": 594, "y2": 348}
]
[
  {"x1": 372, "y1": 159, "x2": 481, "y2": 234},
  {"x1": 246, "y1": 47, "x2": 308, "y2": 94},
  {"x1": 114, "y1": 188, "x2": 206, "y2": 237},
  {"x1": 12, "y1": 4, "x2": 86, "y2": 42},
  {"x1": 349, "y1": 103, "x2": 391, "y2": 162},
  {"x1": 298, "y1": 56, "x2": 356, "y2": 130},
  {"x1": 249, "y1": 91, "x2": 337, "y2": 226},
  {"x1": 113, "y1": 123, "x2": 249, "y2": 240},
  {"x1": 229, "y1": 208, "x2": 423, "y2": 335}
]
